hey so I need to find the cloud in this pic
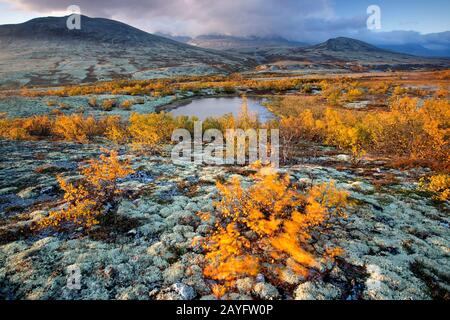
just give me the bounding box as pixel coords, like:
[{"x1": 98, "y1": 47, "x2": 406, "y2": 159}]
[{"x1": 4, "y1": 0, "x2": 366, "y2": 41}]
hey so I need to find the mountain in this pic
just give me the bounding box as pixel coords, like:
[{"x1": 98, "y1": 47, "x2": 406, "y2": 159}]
[
  {"x1": 0, "y1": 16, "x2": 448, "y2": 88},
  {"x1": 359, "y1": 31, "x2": 450, "y2": 58},
  {"x1": 154, "y1": 32, "x2": 192, "y2": 44},
  {"x1": 185, "y1": 35, "x2": 308, "y2": 50},
  {"x1": 378, "y1": 44, "x2": 450, "y2": 58},
  {"x1": 310, "y1": 37, "x2": 388, "y2": 53},
  {"x1": 0, "y1": 16, "x2": 180, "y2": 46},
  {"x1": 0, "y1": 16, "x2": 255, "y2": 88},
  {"x1": 252, "y1": 37, "x2": 450, "y2": 71}
]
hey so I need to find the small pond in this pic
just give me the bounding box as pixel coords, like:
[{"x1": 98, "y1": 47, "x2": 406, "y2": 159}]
[{"x1": 167, "y1": 96, "x2": 275, "y2": 122}]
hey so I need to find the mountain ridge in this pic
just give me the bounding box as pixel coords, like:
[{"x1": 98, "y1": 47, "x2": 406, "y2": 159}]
[
  {"x1": 0, "y1": 16, "x2": 448, "y2": 88},
  {"x1": 0, "y1": 15, "x2": 193, "y2": 47},
  {"x1": 0, "y1": 15, "x2": 255, "y2": 88}
]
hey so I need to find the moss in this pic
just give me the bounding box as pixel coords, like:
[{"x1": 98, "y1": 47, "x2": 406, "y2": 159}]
[{"x1": 410, "y1": 260, "x2": 450, "y2": 300}]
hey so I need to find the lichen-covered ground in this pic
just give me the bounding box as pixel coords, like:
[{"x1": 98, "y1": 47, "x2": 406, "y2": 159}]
[{"x1": 0, "y1": 139, "x2": 448, "y2": 300}]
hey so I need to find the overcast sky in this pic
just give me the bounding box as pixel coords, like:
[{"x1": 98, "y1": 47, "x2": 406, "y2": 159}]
[{"x1": 0, "y1": 0, "x2": 449, "y2": 43}]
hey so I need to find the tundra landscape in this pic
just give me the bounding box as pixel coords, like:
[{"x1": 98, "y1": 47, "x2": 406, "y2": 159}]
[{"x1": 0, "y1": 2, "x2": 449, "y2": 302}]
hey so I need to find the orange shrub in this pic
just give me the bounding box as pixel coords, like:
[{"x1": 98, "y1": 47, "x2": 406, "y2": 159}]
[
  {"x1": 102, "y1": 99, "x2": 117, "y2": 111},
  {"x1": 22, "y1": 115, "x2": 53, "y2": 137},
  {"x1": 345, "y1": 88, "x2": 364, "y2": 102},
  {"x1": 128, "y1": 112, "x2": 177, "y2": 149},
  {"x1": 272, "y1": 95, "x2": 449, "y2": 169},
  {"x1": 37, "y1": 150, "x2": 134, "y2": 229},
  {"x1": 419, "y1": 174, "x2": 450, "y2": 202},
  {"x1": 120, "y1": 100, "x2": 134, "y2": 110},
  {"x1": 53, "y1": 114, "x2": 100, "y2": 142},
  {"x1": 199, "y1": 164, "x2": 349, "y2": 293}
]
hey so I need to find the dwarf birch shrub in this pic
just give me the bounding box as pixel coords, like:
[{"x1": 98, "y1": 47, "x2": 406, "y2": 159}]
[
  {"x1": 198, "y1": 164, "x2": 349, "y2": 294},
  {"x1": 419, "y1": 174, "x2": 450, "y2": 202},
  {"x1": 128, "y1": 112, "x2": 177, "y2": 149},
  {"x1": 37, "y1": 150, "x2": 134, "y2": 229}
]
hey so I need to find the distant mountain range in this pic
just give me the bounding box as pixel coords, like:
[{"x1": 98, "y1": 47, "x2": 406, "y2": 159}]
[
  {"x1": 0, "y1": 16, "x2": 448, "y2": 88},
  {"x1": 163, "y1": 33, "x2": 450, "y2": 58},
  {"x1": 379, "y1": 43, "x2": 450, "y2": 58},
  {"x1": 186, "y1": 35, "x2": 307, "y2": 50}
]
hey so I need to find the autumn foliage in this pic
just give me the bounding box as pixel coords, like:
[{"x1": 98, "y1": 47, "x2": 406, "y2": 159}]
[
  {"x1": 198, "y1": 163, "x2": 349, "y2": 295},
  {"x1": 277, "y1": 96, "x2": 450, "y2": 169},
  {"x1": 37, "y1": 150, "x2": 134, "y2": 229},
  {"x1": 0, "y1": 114, "x2": 125, "y2": 143},
  {"x1": 419, "y1": 174, "x2": 450, "y2": 202}
]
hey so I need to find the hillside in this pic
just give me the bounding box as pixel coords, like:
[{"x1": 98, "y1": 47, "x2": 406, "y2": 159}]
[
  {"x1": 250, "y1": 37, "x2": 450, "y2": 72},
  {"x1": 0, "y1": 16, "x2": 255, "y2": 88},
  {"x1": 186, "y1": 35, "x2": 307, "y2": 50}
]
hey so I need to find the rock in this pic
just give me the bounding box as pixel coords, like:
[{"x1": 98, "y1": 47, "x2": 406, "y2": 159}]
[
  {"x1": 163, "y1": 262, "x2": 185, "y2": 284},
  {"x1": 127, "y1": 229, "x2": 137, "y2": 236},
  {"x1": 29, "y1": 210, "x2": 47, "y2": 221},
  {"x1": 279, "y1": 268, "x2": 304, "y2": 285},
  {"x1": 156, "y1": 290, "x2": 182, "y2": 300},
  {"x1": 0, "y1": 187, "x2": 18, "y2": 195},
  {"x1": 253, "y1": 283, "x2": 280, "y2": 300},
  {"x1": 236, "y1": 277, "x2": 255, "y2": 294},
  {"x1": 336, "y1": 154, "x2": 351, "y2": 162},
  {"x1": 256, "y1": 273, "x2": 265, "y2": 283},
  {"x1": 200, "y1": 295, "x2": 217, "y2": 300},
  {"x1": 17, "y1": 187, "x2": 38, "y2": 199},
  {"x1": 223, "y1": 293, "x2": 253, "y2": 300},
  {"x1": 172, "y1": 283, "x2": 196, "y2": 300},
  {"x1": 294, "y1": 281, "x2": 342, "y2": 300}
]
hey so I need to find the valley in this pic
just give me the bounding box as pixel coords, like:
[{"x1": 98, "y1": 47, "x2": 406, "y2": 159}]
[{"x1": 0, "y1": 13, "x2": 449, "y2": 301}]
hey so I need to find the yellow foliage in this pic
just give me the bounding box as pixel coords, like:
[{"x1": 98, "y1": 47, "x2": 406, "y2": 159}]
[
  {"x1": 393, "y1": 86, "x2": 407, "y2": 96},
  {"x1": 120, "y1": 100, "x2": 134, "y2": 110},
  {"x1": 199, "y1": 166, "x2": 349, "y2": 292},
  {"x1": 102, "y1": 99, "x2": 117, "y2": 111},
  {"x1": 236, "y1": 96, "x2": 259, "y2": 130},
  {"x1": 435, "y1": 87, "x2": 449, "y2": 99},
  {"x1": 105, "y1": 122, "x2": 130, "y2": 145},
  {"x1": 368, "y1": 82, "x2": 391, "y2": 95},
  {"x1": 274, "y1": 95, "x2": 449, "y2": 169},
  {"x1": 53, "y1": 114, "x2": 101, "y2": 143},
  {"x1": 345, "y1": 88, "x2": 364, "y2": 102},
  {"x1": 128, "y1": 112, "x2": 177, "y2": 149},
  {"x1": 419, "y1": 174, "x2": 450, "y2": 202},
  {"x1": 37, "y1": 150, "x2": 134, "y2": 229},
  {"x1": 0, "y1": 115, "x2": 52, "y2": 140},
  {"x1": 211, "y1": 284, "x2": 227, "y2": 299}
]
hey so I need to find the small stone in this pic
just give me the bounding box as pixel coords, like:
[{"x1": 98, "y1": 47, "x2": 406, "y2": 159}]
[
  {"x1": 29, "y1": 210, "x2": 47, "y2": 221},
  {"x1": 163, "y1": 262, "x2": 185, "y2": 284},
  {"x1": 172, "y1": 283, "x2": 196, "y2": 300},
  {"x1": 256, "y1": 273, "x2": 265, "y2": 283},
  {"x1": 253, "y1": 283, "x2": 280, "y2": 300},
  {"x1": 17, "y1": 186, "x2": 38, "y2": 199},
  {"x1": 294, "y1": 281, "x2": 342, "y2": 300},
  {"x1": 236, "y1": 277, "x2": 255, "y2": 294}
]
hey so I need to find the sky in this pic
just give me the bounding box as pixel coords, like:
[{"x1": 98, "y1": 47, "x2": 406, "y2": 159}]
[{"x1": 0, "y1": 0, "x2": 449, "y2": 44}]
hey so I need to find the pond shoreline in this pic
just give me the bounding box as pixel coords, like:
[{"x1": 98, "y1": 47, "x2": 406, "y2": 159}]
[
  {"x1": 155, "y1": 94, "x2": 277, "y2": 121},
  {"x1": 155, "y1": 93, "x2": 274, "y2": 113}
]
